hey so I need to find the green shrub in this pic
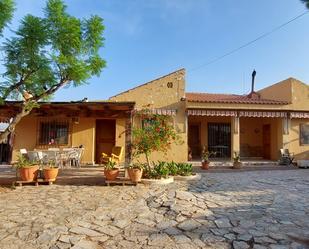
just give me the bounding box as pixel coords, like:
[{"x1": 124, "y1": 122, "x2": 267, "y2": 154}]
[
  {"x1": 143, "y1": 161, "x2": 170, "y2": 179},
  {"x1": 176, "y1": 163, "x2": 193, "y2": 176},
  {"x1": 142, "y1": 161, "x2": 193, "y2": 178},
  {"x1": 103, "y1": 160, "x2": 117, "y2": 170},
  {"x1": 167, "y1": 161, "x2": 178, "y2": 176}
]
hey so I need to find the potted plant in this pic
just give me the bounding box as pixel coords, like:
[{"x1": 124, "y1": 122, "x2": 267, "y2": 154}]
[
  {"x1": 127, "y1": 163, "x2": 143, "y2": 183},
  {"x1": 43, "y1": 160, "x2": 59, "y2": 181},
  {"x1": 15, "y1": 154, "x2": 39, "y2": 182},
  {"x1": 233, "y1": 151, "x2": 242, "y2": 169},
  {"x1": 201, "y1": 147, "x2": 215, "y2": 170},
  {"x1": 103, "y1": 160, "x2": 119, "y2": 181}
]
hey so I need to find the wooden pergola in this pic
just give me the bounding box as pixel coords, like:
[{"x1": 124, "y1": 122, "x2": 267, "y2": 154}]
[
  {"x1": 0, "y1": 101, "x2": 135, "y2": 121},
  {"x1": 0, "y1": 101, "x2": 136, "y2": 164}
]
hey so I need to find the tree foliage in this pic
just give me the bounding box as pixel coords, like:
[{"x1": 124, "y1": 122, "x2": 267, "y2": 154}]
[
  {"x1": 0, "y1": 0, "x2": 15, "y2": 34},
  {"x1": 301, "y1": 0, "x2": 309, "y2": 8},
  {"x1": 131, "y1": 110, "x2": 183, "y2": 171},
  {"x1": 0, "y1": 0, "x2": 105, "y2": 142}
]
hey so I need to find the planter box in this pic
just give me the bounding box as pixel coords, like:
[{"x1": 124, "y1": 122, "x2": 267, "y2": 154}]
[
  {"x1": 141, "y1": 176, "x2": 174, "y2": 185},
  {"x1": 174, "y1": 173, "x2": 201, "y2": 181},
  {"x1": 297, "y1": 160, "x2": 309, "y2": 168}
]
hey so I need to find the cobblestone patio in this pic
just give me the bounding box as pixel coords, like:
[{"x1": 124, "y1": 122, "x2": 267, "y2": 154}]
[{"x1": 0, "y1": 169, "x2": 308, "y2": 249}]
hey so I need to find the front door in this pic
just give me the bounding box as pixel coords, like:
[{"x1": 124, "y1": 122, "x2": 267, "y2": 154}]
[
  {"x1": 208, "y1": 123, "x2": 231, "y2": 158},
  {"x1": 95, "y1": 120, "x2": 116, "y2": 164},
  {"x1": 262, "y1": 124, "x2": 271, "y2": 159},
  {"x1": 188, "y1": 124, "x2": 200, "y2": 159}
]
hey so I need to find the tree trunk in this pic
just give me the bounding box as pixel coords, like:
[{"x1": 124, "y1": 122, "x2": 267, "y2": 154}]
[
  {"x1": 145, "y1": 153, "x2": 152, "y2": 172},
  {"x1": 0, "y1": 106, "x2": 30, "y2": 143}
]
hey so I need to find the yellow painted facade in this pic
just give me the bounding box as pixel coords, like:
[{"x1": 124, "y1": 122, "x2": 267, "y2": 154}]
[
  {"x1": 8, "y1": 70, "x2": 309, "y2": 164},
  {"x1": 11, "y1": 116, "x2": 127, "y2": 164},
  {"x1": 186, "y1": 77, "x2": 309, "y2": 161},
  {"x1": 110, "y1": 69, "x2": 187, "y2": 163}
]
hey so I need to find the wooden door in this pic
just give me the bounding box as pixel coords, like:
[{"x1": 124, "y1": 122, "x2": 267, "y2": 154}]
[
  {"x1": 188, "y1": 124, "x2": 200, "y2": 159},
  {"x1": 262, "y1": 124, "x2": 271, "y2": 159},
  {"x1": 95, "y1": 120, "x2": 116, "y2": 163}
]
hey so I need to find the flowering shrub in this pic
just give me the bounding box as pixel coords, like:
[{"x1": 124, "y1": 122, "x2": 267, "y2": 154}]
[{"x1": 132, "y1": 109, "x2": 182, "y2": 171}]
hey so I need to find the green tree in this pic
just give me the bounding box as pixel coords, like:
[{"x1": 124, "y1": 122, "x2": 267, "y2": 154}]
[
  {"x1": 0, "y1": 0, "x2": 105, "y2": 142},
  {"x1": 131, "y1": 110, "x2": 183, "y2": 172},
  {"x1": 301, "y1": 0, "x2": 309, "y2": 8}
]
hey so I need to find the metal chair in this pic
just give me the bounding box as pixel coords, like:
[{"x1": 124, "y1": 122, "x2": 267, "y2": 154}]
[
  {"x1": 279, "y1": 149, "x2": 294, "y2": 165},
  {"x1": 72, "y1": 148, "x2": 84, "y2": 167}
]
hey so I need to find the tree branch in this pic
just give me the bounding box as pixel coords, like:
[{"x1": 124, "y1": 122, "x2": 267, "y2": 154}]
[
  {"x1": 1, "y1": 69, "x2": 37, "y2": 100},
  {"x1": 32, "y1": 78, "x2": 69, "y2": 101},
  {"x1": 0, "y1": 103, "x2": 31, "y2": 143}
]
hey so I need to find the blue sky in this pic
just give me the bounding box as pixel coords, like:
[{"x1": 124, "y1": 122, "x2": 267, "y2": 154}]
[{"x1": 2, "y1": 0, "x2": 309, "y2": 101}]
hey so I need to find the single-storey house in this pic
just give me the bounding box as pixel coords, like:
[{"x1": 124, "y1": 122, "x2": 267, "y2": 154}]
[{"x1": 1, "y1": 68, "x2": 308, "y2": 164}]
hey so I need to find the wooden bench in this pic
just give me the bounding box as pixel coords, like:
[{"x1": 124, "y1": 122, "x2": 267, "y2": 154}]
[{"x1": 105, "y1": 177, "x2": 139, "y2": 186}]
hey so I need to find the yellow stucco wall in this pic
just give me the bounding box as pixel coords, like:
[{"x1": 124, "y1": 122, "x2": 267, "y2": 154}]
[
  {"x1": 239, "y1": 117, "x2": 280, "y2": 160},
  {"x1": 12, "y1": 116, "x2": 38, "y2": 162},
  {"x1": 285, "y1": 119, "x2": 309, "y2": 160},
  {"x1": 187, "y1": 78, "x2": 309, "y2": 161},
  {"x1": 10, "y1": 72, "x2": 309, "y2": 164},
  {"x1": 72, "y1": 118, "x2": 95, "y2": 164},
  {"x1": 258, "y1": 78, "x2": 293, "y2": 103},
  {"x1": 11, "y1": 116, "x2": 127, "y2": 164},
  {"x1": 110, "y1": 69, "x2": 188, "y2": 163}
]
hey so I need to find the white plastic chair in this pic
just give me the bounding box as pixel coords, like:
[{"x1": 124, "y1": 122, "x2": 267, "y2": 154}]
[
  {"x1": 42, "y1": 150, "x2": 62, "y2": 168},
  {"x1": 20, "y1": 148, "x2": 27, "y2": 155},
  {"x1": 27, "y1": 151, "x2": 40, "y2": 162}
]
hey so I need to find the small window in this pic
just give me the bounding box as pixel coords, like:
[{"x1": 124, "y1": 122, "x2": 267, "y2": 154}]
[
  {"x1": 300, "y1": 124, "x2": 309, "y2": 145},
  {"x1": 38, "y1": 120, "x2": 70, "y2": 145}
]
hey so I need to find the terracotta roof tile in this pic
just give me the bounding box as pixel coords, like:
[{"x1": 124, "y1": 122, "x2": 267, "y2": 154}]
[{"x1": 185, "y1": 92, "x2": 289, "y2": 105}]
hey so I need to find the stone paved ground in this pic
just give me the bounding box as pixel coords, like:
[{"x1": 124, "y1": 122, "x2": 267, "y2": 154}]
[{"x1": 0, "y1": 169, "x2": 309, "y2": 249}]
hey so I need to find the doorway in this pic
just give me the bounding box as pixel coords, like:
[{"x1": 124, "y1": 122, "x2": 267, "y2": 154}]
[
  {"x1": 188, "y1": 124, "x2": 201, "y2": 159},
  {"x1": 262, "y1": 124, "x2": 271, "y2": 159},
  {"x1": 95, "y1": 120, "x2": 116, "y2": 164},
  {"x1": 208, "y1": 123, "x2": 231, "y2": 158}
]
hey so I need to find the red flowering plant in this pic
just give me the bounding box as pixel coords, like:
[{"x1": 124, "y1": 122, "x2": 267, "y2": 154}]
[{"x1": 132, "y1": 109, "x2": 183, "y2": 172}]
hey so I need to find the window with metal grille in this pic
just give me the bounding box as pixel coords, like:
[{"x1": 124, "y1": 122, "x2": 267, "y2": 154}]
[
  {"x1": 300, "y1": 124, "x2": 309, "y2": 145},
  {"x1": 38, "y1": 120, "x2": 70, "y2": 145},
  {"x1": 208, "y1": 123, "x2": 231, "y2": 158}
]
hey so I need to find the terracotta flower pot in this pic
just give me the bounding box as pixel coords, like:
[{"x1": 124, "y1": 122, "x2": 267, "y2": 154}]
[
  {"x1": 43, "y1": 168, "x2": 59, "y2": 181},
  {"x1": 201, "y1": 161, "x2": 210, "y2": 170},
  {"x1": 19, "y1": 165, "x2": 39, "y2": 182},
  {"x1": 104, "y1": 168, "x2": 119, "y2": 181},
  {"x1": 128, "y1": 168, "x2": 143, "y2": 183}
]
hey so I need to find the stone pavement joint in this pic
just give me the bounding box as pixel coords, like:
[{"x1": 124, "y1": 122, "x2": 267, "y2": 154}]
[{"x1": 0, "y1": 169, "x2": 308, "y2": 248}]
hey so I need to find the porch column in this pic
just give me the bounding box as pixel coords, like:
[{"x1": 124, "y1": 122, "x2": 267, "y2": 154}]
[
  {"x1": 282, "y1": 117, "x2": 290, "y2": 149},
  {"x1": 231, "y1": 116, "x2": 240, "y2": 159},
  {"x1": 125, "y1": 112, "x2": 133, "y2": 165}
]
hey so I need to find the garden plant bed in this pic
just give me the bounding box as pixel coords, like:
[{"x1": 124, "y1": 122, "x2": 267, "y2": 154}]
[
  {"x1": 105, "y1": 177, "x2": 139, "y2": 186},
  {"x1": 13, "y1": 178, "x2": 55, "y2": 187},
  {"x1": 173, "y1": 173, "x2": 201, "y2": 181},
  {"x1": 141, "y1": 176, "x2": 174, "y2": 185}
]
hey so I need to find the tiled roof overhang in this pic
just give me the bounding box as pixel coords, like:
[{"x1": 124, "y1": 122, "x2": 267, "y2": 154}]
[
  {"x1": 187, "y1": 109, "x2": 288, "y2": 118},
  {"x1": 186, "y1": 92, "x2": 289, "y2": 105}
]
